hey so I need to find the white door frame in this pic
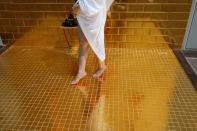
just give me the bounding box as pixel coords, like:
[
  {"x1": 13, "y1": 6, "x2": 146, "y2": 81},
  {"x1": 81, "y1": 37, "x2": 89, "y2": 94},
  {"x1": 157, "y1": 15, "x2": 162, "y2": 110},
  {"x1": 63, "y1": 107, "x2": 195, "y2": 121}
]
[{"x1": 182, "y1": 0, "x2": 197, "y2": 49}]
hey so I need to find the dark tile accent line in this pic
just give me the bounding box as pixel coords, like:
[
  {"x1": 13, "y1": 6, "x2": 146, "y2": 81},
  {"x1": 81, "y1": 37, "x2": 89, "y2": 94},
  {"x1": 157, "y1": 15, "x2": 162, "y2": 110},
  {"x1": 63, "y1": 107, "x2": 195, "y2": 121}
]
[
  {"x1": 182, "y1": 50, "x2": 197, "y2": 57},
  {"x1": 173, "y1": 49, "x2": 197, "y2": 89}
]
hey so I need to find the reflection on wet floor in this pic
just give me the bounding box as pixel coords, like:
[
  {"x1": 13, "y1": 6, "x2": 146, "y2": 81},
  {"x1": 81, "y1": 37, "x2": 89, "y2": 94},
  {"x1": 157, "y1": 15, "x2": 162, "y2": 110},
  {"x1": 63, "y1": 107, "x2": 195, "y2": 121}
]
[{"x1": 0, "y1": 18, "x2": 197, "y2": 131}]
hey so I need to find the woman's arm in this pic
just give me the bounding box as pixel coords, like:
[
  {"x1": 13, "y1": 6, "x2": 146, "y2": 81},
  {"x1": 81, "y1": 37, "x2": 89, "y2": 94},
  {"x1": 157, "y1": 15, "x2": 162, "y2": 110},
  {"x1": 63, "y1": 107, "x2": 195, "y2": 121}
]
[
  {"x1": 77, "y1": 0, "x2": 105, "y2": 17},
  {"x1": 72, "y1": 0, "x2": 80, "y2": 16},
  {"x1": 73, "y1": 0, "x2": 112, "y2": 17}
]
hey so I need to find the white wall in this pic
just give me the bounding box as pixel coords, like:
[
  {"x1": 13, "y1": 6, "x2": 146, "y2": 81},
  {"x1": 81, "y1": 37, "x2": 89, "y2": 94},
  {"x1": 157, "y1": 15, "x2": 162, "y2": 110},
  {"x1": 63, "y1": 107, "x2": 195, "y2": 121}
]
[
  {"x1": 0, "y1": 36, "x2": 3, "y2": 46},
  {"x1": 183, "y1": 0, "x2": 197, "y2": 49}
]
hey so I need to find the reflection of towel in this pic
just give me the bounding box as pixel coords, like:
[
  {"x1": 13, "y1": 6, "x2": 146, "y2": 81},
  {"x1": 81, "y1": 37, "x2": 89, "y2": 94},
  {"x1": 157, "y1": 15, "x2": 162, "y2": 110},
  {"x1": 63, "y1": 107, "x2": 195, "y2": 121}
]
[
  {"x1": 77, "y1": 0, "x2": 114, "y2": 61},
  {"x1": 88, "y1": 95, "x2": 111, "y2": 131}
]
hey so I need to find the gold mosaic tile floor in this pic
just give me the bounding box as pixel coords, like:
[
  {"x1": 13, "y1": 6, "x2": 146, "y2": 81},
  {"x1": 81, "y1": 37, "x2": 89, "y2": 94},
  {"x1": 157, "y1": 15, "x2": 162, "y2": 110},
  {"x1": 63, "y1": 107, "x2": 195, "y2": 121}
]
[
  {"x1": 0, "y1": 19, "x2": 197, "y2": 131},
  {"x1": 0, "y1": 45, "x2": 197, "y2": 131}
]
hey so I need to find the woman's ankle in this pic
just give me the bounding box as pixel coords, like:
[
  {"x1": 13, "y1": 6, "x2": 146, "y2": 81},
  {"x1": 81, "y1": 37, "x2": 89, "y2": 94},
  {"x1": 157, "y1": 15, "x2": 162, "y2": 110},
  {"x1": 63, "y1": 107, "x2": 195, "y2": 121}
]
[
  {"x1": 99, "y1": 64, "x2": 107, "y2": 70},
  {"x1": 78, "y1": 71, "x2": 87, "y2": 75}
]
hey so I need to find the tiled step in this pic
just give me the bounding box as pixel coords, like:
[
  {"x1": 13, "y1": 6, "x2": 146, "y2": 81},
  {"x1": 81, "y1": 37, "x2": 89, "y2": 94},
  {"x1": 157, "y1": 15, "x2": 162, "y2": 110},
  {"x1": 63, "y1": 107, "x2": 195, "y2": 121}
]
[
  {"x1": 186, "y1": 57, "x2": 197, "y2": 75},
  {"x1": 174, "y1": 50, "x2": 197, "y2": 88}
]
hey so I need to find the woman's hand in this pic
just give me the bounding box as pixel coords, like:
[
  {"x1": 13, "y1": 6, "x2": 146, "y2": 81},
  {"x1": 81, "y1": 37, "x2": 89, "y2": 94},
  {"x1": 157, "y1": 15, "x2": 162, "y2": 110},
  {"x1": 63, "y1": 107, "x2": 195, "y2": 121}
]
[{"x1": 72, "y1": 3, "x2": 80, "y2": 16}]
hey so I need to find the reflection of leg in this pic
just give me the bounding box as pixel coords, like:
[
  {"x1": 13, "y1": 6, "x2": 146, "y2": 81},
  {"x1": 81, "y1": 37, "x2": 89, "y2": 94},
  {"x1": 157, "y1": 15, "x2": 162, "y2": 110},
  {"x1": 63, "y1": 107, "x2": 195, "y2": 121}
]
[
  {"x1": 93, "y1": 58, "x2": 107, "y2": 78},
  {"x1": 71, "y1": 29, "x2": 89, "y2": 85}
]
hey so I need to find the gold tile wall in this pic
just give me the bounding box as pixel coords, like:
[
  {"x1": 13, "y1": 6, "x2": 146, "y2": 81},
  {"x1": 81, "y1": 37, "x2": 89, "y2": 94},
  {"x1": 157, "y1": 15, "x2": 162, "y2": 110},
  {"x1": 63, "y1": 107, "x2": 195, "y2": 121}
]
[{"x1": 0, "y1": 0, "x2": 192, "y2": 48}]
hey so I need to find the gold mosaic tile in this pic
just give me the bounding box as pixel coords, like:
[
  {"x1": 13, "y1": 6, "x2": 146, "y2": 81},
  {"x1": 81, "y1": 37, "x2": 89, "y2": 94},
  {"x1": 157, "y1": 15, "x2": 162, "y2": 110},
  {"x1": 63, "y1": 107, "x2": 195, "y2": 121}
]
[
  {"x1": 0, "y1": 45, "x2": 197, "y2": 131},
  {"x1": 0, "y1": 18, "x2": 197, "y2": 131}
]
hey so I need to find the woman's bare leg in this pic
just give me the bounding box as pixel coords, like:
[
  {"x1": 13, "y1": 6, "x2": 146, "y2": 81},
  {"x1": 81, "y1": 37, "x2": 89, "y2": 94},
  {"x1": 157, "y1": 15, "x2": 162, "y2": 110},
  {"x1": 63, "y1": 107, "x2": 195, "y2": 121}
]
[
  {"x1": 78, "y1": 42, "x2": 89, "y2": 73},
  {"x1": 93, "y1": 58, "x2": 107, "y2": 78},
  {"x1": 71, "y1": 30, "x2": 89, "y2": 85}
]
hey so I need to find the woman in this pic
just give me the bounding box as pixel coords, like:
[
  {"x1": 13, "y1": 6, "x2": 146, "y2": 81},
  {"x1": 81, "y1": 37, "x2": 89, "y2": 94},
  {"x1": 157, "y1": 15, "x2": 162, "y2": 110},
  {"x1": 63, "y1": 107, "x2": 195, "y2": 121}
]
[{"x1": 71, "y1": 0, "x2": 114, "y2": 85}]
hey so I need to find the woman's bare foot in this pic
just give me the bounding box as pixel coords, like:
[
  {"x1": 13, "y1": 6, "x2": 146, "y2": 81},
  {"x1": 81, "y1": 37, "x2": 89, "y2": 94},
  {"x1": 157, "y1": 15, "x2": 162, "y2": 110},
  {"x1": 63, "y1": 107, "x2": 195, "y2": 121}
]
[
  {"x1": 93, "y1": 66, "x2": 107, "y2": 78},
  {"x1": 71, "y1": 72, "x2": 87, "y2": 85}
]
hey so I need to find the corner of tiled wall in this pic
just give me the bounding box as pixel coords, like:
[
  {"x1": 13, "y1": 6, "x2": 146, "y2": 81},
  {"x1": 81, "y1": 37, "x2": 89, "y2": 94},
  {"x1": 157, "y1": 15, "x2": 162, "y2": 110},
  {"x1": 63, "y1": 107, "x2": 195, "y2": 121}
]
[{"x1": 0, "y1": 0, "x2": 193, "y2": 48}]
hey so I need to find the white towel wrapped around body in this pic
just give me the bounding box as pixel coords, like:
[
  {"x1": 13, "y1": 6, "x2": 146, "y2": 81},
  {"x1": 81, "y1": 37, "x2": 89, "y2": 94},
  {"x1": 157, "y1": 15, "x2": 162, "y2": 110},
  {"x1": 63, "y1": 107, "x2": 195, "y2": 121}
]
[{"x1": 77, "y1": 0, "x2": 114, "y2": 61}]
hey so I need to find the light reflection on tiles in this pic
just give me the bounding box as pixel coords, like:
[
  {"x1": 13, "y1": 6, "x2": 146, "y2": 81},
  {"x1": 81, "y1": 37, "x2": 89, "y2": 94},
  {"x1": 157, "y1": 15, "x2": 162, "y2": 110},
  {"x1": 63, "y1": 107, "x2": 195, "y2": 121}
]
[{"x1": 0, "y1": 20, "x2": 197, "y2": 131}]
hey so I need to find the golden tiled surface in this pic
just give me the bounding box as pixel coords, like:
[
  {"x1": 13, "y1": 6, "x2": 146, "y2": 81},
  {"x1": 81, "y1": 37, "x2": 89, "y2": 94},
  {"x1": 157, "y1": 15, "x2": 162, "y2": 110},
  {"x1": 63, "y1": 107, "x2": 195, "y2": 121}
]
[
  {"x1": 0, "y1": 0, "x2": 192, "y2": 47},
  {"x1": 0, "y1": 20, "x2": 197, "y2": 131}
]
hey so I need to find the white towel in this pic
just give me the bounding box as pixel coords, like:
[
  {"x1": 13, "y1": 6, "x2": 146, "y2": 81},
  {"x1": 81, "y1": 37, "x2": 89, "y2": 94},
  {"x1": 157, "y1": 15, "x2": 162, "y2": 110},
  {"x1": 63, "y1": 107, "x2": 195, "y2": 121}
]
[{"x1": 77, "y1": 0, "x2": 114, "y2": 61}]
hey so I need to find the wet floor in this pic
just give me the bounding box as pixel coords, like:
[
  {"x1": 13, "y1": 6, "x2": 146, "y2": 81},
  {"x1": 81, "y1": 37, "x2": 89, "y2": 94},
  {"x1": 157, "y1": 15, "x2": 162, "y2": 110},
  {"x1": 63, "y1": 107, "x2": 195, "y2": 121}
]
[{"x1": 0, "y1": 19, "x2": 197, "y2": 131}]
